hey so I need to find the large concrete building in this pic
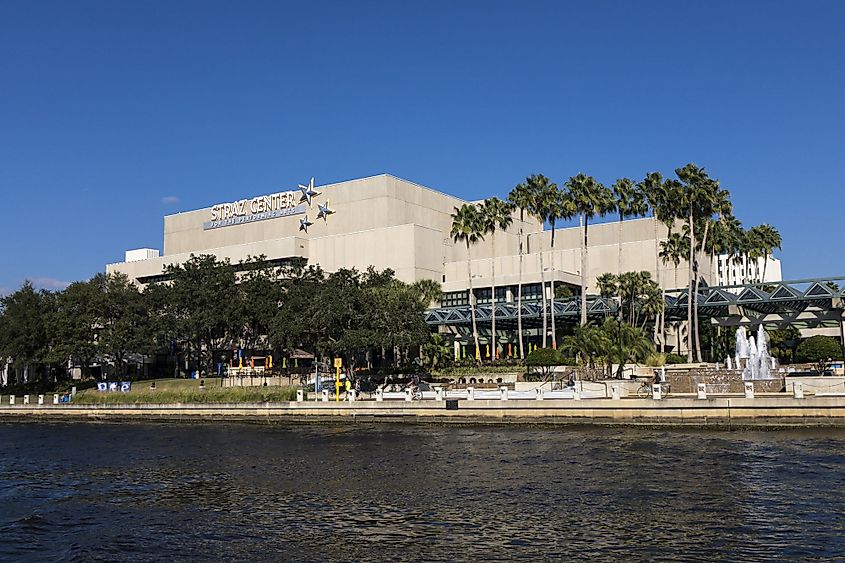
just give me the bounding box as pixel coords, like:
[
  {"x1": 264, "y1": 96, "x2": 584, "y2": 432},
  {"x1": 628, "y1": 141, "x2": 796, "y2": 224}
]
[{"x1": 107, "y1": 174, "x2": 700, "y2": 302}]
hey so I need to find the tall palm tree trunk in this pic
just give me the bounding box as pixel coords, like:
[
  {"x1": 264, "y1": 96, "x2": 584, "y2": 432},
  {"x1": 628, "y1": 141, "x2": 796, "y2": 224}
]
[
  {"x1": 517, "y1": 210, "x2": 525, "y2": 360},
  {"x1": 654, "y1": 216, "x2": 664, "y2": 352},
  {"x1": 466, "y1": 241, "x2": 480, "y2": 361},
  {"x1": 674, "y1": 266, "x2": 679, "y2": 293},
  {"x1": 762, "y1": 252, "x2": 769, "y2": 282},
  {"x1": 659, "y1": 307, "x2": 665, "y2": 351},
  {"x1": 687, "y1": 209, "x2": 695, "y2": 362},
  {"x1": 618, "y1": 213, "x2": 624, "y2": 275},
  {"x1": 517, "y1": 256, "x2": 524, "y2": 359},
  {"x1": 580, "y1": 213, "x2": 589, "y2": 326},
  {"x1": 549, "y1": 226, "x2": 557, "y2": 349},
  {"x1": 491, "y1": 239, "x2": 496, "y2": 361},
  {"x1": 540, "y1": 248, "x2": 547, "y2": 348},
  {"x1": 693, "y1": 220, "x2": 710, "y2": 363}
]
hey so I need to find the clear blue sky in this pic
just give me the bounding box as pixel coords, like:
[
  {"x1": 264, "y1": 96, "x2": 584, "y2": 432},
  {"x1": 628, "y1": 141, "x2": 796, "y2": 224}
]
[{"x1": 1, "y1": 0, "x2": 843, "y2": 294}]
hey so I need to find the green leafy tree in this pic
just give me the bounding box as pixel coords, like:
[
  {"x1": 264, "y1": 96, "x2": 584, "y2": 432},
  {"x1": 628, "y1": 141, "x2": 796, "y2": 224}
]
[
  {"x1": 272, "y1": 265, "x2": 431, "y2": 376},
  {"x1": 796, "y1": 335, "x2": 842, "y2": 368},
  {"x1": 767, "y1": 326, "x2": 801, "y2": 364},
  {"x1": 0, "y1": 282, "x2": 54, "y2": 385},
  {"x1": 271, "y1": 263, "x2": 326, "y2": 361},
  {"x1": 162, "y1": 254, "x2": 240, "y2": 376},
  {"x1": 98, "y1": 273, "x2": 148, "y2": 375},
  {"x1": 554, "y1": 284, "x2": 574, "y2": 299},
  {"x1": 48, "y1": 278, "x2": 101, "y2": 378},
  {"x1": 525, "y1": 347, "x2": 565, "y2": 380},
  {"x1": 237, "y1": 255, "x2": 283, "y2": 353}
]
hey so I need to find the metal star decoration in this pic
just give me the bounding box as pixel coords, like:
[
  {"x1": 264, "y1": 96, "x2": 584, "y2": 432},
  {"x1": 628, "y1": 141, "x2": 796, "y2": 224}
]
[
  {"x1": 316, "y1": 201, "x2": 334, "y2": 222},
  {"x1": 299, "y1": 214, "x2": 313, "y2": 233},
  {"x1": 298, "y1": 177, "x2": 320, "y2": 206}
]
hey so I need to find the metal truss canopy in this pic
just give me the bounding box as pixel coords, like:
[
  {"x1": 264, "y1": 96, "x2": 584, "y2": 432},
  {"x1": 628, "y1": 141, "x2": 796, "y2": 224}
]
[{"x1": 426, "y1": 276, "x2": 845, "y2": 330}]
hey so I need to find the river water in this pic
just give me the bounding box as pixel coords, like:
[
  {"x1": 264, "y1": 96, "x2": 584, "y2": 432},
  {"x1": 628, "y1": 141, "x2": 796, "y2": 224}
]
[{"x1": 1, "y1": 422, "x2": 844, "y2": 561}]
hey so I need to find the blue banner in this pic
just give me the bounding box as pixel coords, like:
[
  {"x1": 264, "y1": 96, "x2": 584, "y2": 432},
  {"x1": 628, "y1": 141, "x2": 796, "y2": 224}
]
[{"x1": 96, "y1": 381, "x2": 134, "y2": 392}]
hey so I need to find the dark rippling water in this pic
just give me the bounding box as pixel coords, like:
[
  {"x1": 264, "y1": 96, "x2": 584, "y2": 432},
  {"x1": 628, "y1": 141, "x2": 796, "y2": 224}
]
[{"x1": 2, "y1": 422, "x2": 845, "y2": 562}]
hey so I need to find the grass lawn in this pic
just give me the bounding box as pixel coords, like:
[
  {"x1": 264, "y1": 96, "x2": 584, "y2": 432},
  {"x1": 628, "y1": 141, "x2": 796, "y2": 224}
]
[{"x1": 72, "y1": 378, "x2": 298, "y2": 404}]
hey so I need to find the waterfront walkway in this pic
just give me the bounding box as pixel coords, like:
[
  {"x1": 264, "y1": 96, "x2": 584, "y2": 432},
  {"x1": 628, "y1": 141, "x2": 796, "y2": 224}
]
[{"x1": 4, "y1": 391, "x2": 845, "y2": 427}]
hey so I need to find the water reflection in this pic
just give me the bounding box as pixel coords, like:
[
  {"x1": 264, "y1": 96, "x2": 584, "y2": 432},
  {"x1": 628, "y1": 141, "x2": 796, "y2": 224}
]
[{"x1": 2, "y1": 423, "x2": 845, "y2": 561}]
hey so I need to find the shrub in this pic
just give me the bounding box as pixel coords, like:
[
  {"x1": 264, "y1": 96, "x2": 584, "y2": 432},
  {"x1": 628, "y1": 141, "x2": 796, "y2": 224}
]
[
  {"x1": 796, "y1": 335, "x2": 842, "y2": 365},
  {"x1": 665, "y1": 353, "x2": 686, "y2": 365},
  {"x1": 645, "y1": 353, "x2": 666, "y2": 367},
  {"x1": 525, "y1": 348, "x2": 564, "y2": 379},
  {"x1": 73, "y1": 385, "x2": 299, "y2": 404}
]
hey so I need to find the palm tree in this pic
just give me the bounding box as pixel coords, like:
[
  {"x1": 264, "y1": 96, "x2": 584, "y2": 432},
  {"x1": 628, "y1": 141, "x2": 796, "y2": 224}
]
[
  {"x1": 480, "y1": 197, "x2": 514, "y2": 361},
  {"x1": 561, "y1": 323, "x2": 608, "y2": 369},
  {"x1": 601, "y1": 318, "x2": 656, "y2": 379},
  {"x1": 639, "y1": 172, "x2": 666, "y2": 272},
  {"x1": 596, "y1": 273, "x2": 619, "y2": 298},
  {"x1": 692, "y1": 185, "x2": 728, "y2": 362},
  {"x1": 640, "y1": 280, "x2": 664, "y2": 334},
  {"x1": 450, "y1": 204, "x2": 485, "y2": 360},
  {"x1": 638, "y1": 172, "x2": 674, "y2": 352},
  {"x1": 508, "y1": 180, "x2": 536, "y2": 360},
  {"x1": 522, "y1": 174, "x2": 557, "y2": 348},
  {"x1": 566, "y1": 173, "x2": 616, "y2": 326},
  {"x1": 660, "y1": 233, "x2": 688, "y2": 289},
  {"x1": 675, "y1": 163, "x2": 718, "y2": 362},
  {"x1": 742, "y1": 226, "x2": 765, "y2": 283},
  {"x1": 707, "y1": 214, "x2": 742, "y2": 281},
  {"x1": 756, "y1": 224, "x2": 782, "y2": 282},
  {"x1": 612, "y1": 178, "x2": 648, "y2": 275},
  {"x1": 537, "y1": 184, "x2": 576, "y2": 349},
  {"x1": 660, "y1": 231, "x2": 688, "y2": 355}
]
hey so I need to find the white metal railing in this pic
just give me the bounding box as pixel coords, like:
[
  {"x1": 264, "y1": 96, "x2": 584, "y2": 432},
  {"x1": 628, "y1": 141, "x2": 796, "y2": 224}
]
[{"x1": 227, "y1": 366, "x2": 266, "y2": 376}]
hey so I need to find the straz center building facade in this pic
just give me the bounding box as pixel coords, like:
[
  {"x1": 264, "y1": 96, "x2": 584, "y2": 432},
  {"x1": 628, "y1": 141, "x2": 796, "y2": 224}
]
[{"x1": 108, "y1": 174, "x2": 700, "y2": 349}]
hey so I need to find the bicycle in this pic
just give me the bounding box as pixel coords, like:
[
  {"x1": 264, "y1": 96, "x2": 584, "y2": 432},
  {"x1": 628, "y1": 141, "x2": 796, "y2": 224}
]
[
  {"x1": 408, "y1": 385, "x2": 422, "y2": 401},
  {"x1": 637, "y1": 379, "x2": 671, "y2": 398}
]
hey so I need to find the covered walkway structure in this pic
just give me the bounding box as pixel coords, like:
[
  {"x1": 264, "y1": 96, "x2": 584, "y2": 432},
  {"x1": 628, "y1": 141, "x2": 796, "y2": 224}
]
[{"x1": 425, "y1": 276, "x2": 845, "y2": 339}]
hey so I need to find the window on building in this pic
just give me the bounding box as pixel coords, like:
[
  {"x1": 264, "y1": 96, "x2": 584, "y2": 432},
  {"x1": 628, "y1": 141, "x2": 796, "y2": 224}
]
[
  {"x1": 475, "y1": 288, "x2": 492, "y2": 305},
  {"x1": 521, "y1": 283, "x2": 543, "y2": 301},
  {"x1": 441, "y1": 291, "x2": 468, "y2": 308}
]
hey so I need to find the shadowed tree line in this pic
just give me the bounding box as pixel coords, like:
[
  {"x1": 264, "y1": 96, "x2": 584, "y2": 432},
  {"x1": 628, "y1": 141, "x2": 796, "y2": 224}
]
[{"x1": 0, "y1": 256, "x2": 437, "y2": 390}]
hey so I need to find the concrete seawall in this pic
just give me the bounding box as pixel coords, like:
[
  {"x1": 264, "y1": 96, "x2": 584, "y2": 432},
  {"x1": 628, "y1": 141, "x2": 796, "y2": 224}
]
[{"x1": 5, "y1": 396, "x2": 845, "y2": 428}]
